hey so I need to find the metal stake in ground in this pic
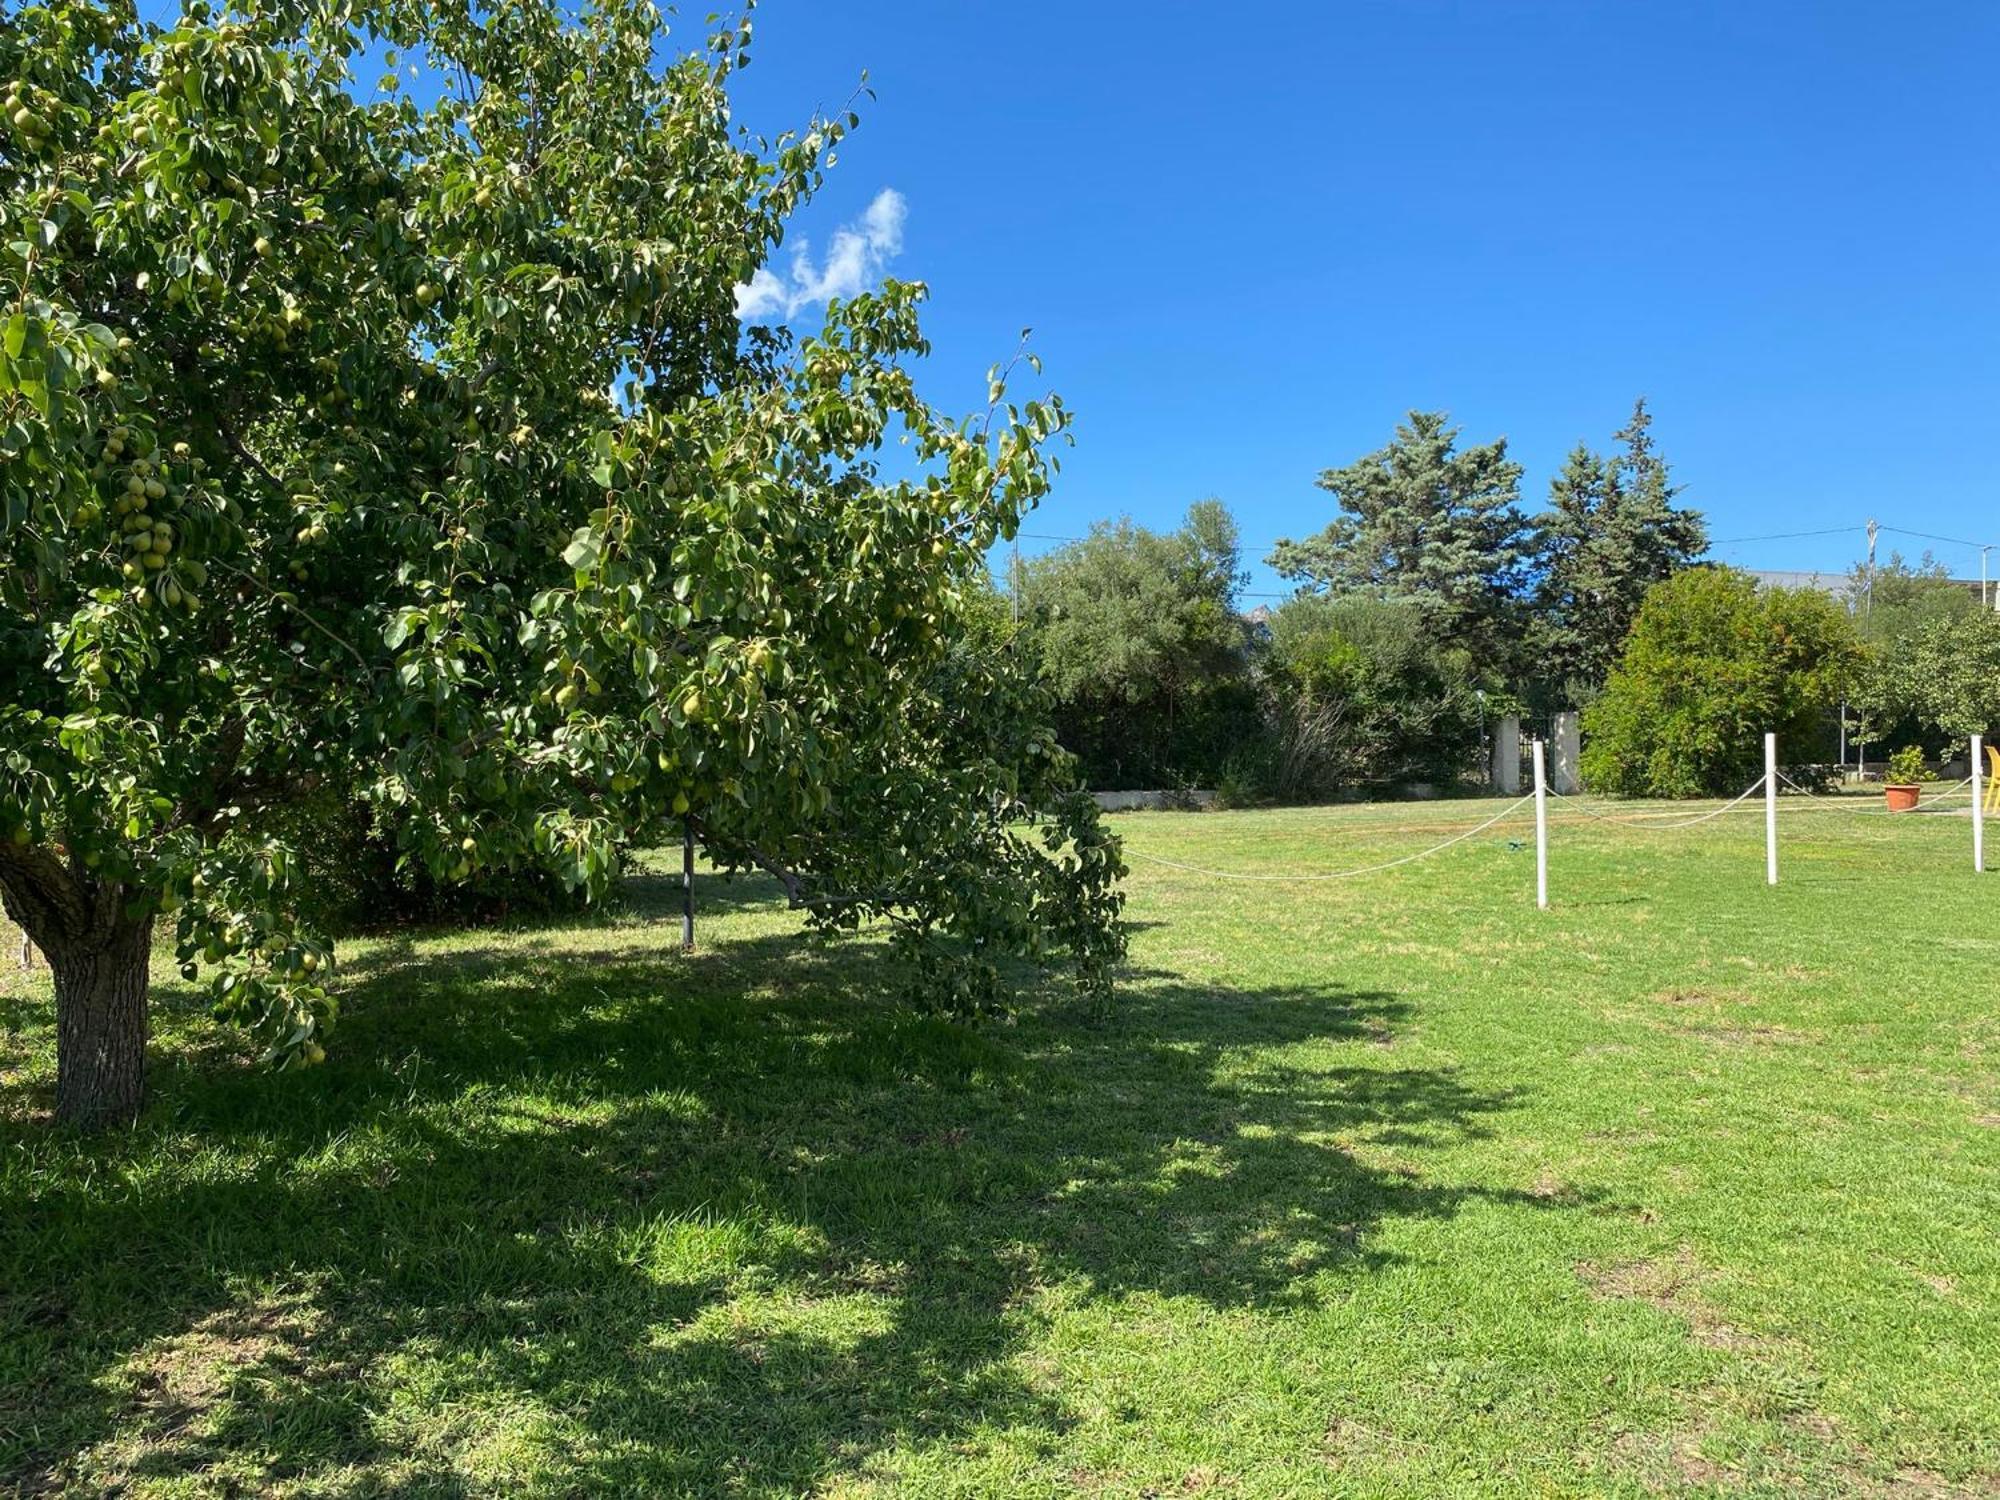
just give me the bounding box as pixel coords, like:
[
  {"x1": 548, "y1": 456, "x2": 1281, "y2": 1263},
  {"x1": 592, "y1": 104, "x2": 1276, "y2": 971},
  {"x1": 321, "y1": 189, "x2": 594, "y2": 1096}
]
[
  {"x1": 1532, "y1": 738, "x2": 1548, "y2": 910},
  {"x1": 682, "y1": 822, "x2": 696, "y2": 953},
  {"x1": 1765, "y1": 732, "x2": 1779, "y2": 886}
]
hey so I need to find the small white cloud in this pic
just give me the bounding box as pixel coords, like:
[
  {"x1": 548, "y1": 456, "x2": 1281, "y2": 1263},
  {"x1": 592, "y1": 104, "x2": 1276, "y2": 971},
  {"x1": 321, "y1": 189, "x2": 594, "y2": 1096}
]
[
  {"x1": 861, "y1": 188, "x2": 907, "y2": 256},
  {"x1": 733, "y1": 268, "x2": 789, "y2": 320},
  {"x1": 735, "y1": 188, "x2": 908, "y2": 322}
]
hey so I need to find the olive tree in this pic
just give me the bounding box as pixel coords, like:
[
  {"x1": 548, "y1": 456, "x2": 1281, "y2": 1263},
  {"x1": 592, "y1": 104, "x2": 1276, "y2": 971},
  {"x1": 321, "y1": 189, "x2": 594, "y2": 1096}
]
[
  {"x1": 0, "y1": 0, "x2": 1124, "y2": 1126},
  {"x1": 1012, "y1": 499, "x2": 1256, "y2": 789}
]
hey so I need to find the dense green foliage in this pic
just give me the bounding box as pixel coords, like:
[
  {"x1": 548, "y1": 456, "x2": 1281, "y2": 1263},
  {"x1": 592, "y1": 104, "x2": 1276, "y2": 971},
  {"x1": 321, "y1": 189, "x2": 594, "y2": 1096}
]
[
  {"x1": 1863, "y1": 608, "x2": 2000, "y2": 745},
  {"x1": 1013, "y1": 501, "x2": 1257, "y2": 789},
  {"x1": 272, "y1": 791, "x2": 598, "y2": 930},
  {"x1": 1018, "y1": 406, "x2": 1705, "y2": 800},
  {"x1": 1258, "y1": 594, "x2": 1482, "y2": 799},
  {"x1": 1884, "y1": 743, "x2": 1936, "y2": 785},
  {"x1": 0, "y1": 0, "x2": 1122, "y2": 1125},
  {"x1": 1524, "y1": 400, "x2": 1708, "y2": 705},
  {"x1": 1846, "y1": 552, "x2": 1990, "y2": 755},
  {"x1": 1851, "y1": 550, "x2": 1980, "y2": 647},
  {"x1": 1011, "y1": 504, "x2": 1484, "y2": 800},
  {"x1": 1269, "y1": 410, "x2": 1528, "y2": 674},
  {"x1": 1580, "y1": 568, "x2": 1861, "y2": 797}
]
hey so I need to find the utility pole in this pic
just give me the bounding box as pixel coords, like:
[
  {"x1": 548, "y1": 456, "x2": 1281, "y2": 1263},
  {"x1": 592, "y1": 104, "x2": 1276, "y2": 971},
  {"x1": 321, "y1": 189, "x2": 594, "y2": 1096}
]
[
  {"x1": 1864, "y1": 518, "x2": 1878, "y2": 619},
  {"x1": 1859, "y1": 520, "x2": 1879, "y2": 778}
]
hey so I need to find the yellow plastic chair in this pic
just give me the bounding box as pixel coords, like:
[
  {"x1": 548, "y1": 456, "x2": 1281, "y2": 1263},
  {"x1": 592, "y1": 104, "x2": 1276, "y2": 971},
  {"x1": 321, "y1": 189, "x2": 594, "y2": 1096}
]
[{"x1": 1988, "y1": 745, "x2": 2000, "y2": 814}]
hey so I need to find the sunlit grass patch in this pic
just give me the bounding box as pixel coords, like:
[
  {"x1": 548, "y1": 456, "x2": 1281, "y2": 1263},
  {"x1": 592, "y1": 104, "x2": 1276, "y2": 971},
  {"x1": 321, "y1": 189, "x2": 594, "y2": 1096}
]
[{"x1": 3, "y1": 803, "x2": 1997, "y2": 1495}]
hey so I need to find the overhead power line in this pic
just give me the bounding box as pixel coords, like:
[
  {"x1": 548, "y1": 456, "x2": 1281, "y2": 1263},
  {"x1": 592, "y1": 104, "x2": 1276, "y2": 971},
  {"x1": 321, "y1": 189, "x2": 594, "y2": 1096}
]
[
  {"x1": 1706, "y1": 526, "x2": 1860, "y2": 546},
  {"x1": 1016, "y1": 521, "x2": 1997, "y2": 559},
  {"x1": 1877, "y1": 525, "x2": 1997, "y2": 552}
]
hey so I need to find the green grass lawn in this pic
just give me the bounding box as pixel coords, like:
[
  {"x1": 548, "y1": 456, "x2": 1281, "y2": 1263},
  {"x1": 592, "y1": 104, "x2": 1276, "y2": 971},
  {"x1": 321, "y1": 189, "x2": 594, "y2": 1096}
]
[{"x1": 4, "y1": 794, "x2": 1998, "y2": 1497}]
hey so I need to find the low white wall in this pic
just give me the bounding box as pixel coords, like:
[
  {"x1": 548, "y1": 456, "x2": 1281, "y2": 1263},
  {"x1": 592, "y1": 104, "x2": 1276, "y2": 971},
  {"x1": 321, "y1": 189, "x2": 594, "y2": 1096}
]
[{"x1": 1091, "y1": 789, "x2": 1217, "y2": 812}]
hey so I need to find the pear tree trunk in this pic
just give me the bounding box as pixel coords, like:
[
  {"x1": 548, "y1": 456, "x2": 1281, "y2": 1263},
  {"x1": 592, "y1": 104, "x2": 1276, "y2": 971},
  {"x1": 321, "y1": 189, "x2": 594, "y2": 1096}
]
[
  {"x1": 50, "y1": 916, "x2": 153, "y2": 1128},
  {"x1": 0, "y1": 846, "x2": 152, "y2": 1129}
]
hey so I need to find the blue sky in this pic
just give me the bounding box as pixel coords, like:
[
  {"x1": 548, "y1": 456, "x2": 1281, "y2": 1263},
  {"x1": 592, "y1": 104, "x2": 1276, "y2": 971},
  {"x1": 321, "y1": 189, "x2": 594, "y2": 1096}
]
[{"x1": 724, "y1": 1, "x2": 2000, "y2": 597}]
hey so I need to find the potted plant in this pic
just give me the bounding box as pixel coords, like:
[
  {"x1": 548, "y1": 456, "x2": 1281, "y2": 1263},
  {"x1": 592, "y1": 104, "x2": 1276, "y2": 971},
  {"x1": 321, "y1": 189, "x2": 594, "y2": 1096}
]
[{"x1": 1884, "y1": 745, "x2": 1937, "y2": 811}]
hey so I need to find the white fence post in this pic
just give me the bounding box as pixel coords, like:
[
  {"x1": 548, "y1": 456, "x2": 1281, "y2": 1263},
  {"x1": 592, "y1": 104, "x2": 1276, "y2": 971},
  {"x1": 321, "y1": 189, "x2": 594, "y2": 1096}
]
[
  {"x1": 1764, "y1": 732, "x2": 1779, "y2": 887},
  {"x1": 1533, "y1": 738, "x2": 1548, "y2": 910},
  {"x1": 1975, "y1": 733, "x2": 1986, "y2": 874}
]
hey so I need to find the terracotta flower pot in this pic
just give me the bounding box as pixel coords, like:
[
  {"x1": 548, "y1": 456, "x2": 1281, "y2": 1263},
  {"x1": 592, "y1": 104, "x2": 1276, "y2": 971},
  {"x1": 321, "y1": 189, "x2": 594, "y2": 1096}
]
[{"x1": 1885, "y1": 784, "x2": 1922, "y2": 812}]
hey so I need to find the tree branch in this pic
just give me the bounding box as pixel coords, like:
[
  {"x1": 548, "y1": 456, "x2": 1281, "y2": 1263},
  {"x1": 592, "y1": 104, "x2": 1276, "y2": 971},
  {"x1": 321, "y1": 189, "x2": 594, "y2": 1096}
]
[
  {"x1": 0, "y1": 840, "x2": 91, "y2": 952},
  {"x1": 214, "y1": 410, "x2": 287, "y2": 496},
  {"x1": 211, "y1": 560, "x2": 378, "y2": 674},
  {"x1": 693, "y1": 821, "x2": 898, "y2": 915}
]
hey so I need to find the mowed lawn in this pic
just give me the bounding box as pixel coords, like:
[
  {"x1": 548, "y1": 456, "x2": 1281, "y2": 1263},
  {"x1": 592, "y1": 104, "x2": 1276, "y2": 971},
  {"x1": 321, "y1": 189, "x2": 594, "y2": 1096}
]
[{"x1": 3, "y1": 795, "x2": 1998, "y2": 1497}]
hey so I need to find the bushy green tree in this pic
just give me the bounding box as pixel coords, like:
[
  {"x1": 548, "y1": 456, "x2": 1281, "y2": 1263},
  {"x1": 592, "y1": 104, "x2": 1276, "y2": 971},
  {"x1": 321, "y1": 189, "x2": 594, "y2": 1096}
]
[
  {"x1": 1269, "y1": 411, "x2": 1527, "y2": 670},
  {"x1": 1260, "y1": 594, "x2": 1481, "y2": 799},
  {"x1": 1580, "y1": 568, "x2": 1861, "y2": 797},
  {"x1": 0, "y1": 0, "x2": 1122, "y2": 1126},
  {"x1": 1861, "y1": 610, "x2": 2000, "y2": 744},
  {"x1": 1846, "y1": 552, "x2": 1983, "y2": 754},
  {"x1": 1014, "y1": 499, "x2": 1256, "y2": 788},
  {"x1": 1850, "y1": 551, "x2": 1979, "y2": 646},
  {"x1": 1525, "y1": 400, "x2": 1707, "y2": 704}
]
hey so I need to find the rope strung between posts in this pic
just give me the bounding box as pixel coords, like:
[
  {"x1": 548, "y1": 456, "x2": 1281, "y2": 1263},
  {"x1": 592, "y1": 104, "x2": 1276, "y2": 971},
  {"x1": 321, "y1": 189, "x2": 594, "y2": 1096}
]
[
  {"x1": 1123, "y1": 794, "x2": 1535, "y2": 883},
  {"x1": 1776, "y1": 772, "x2": 1975, "y2": 814},
  {"x1": 1546, "y1": 776, "x2": 1767, "y2": 831}
]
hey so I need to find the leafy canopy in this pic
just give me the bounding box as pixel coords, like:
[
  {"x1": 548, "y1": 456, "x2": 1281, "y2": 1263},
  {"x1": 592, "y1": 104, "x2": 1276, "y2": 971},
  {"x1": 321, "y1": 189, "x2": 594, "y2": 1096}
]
[
  {"x1": 1860, "y1": 610, "x2": 2000, "y2": 745},
  {"x1": 1524, "y1": 399, "x2": 1707, "y2": 704},
  {"x1": 1580, "y1": 567, "x2": 1861, "y2": 798},
  {"x1": 1258, "y1": 593, "x2": 1481, "y2": 799},
  {"x1": 1269, "y1": 410, "x2": 1527, "y2": 670},
  {"x1": 1013, "y1": 499, "x2": 1254, "y2": 789},
  {"x1": 1844, "y1": 552, "x2": 1986, "y2": 752},
  {"x1": 0, "y1": 0, "x2": 1123, "y2": 1116},
  {"x1": 1849, "y1": 551, "x2": 1980, "y2": 647}
]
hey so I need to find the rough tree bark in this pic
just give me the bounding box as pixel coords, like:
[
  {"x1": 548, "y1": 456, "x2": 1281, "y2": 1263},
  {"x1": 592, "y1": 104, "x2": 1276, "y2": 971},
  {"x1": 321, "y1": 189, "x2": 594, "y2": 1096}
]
[
  {"x1": 49, "y1": 915, "x2": 154, "y2": 1128},
  {"x1": 0, "y1": 844, "x2": 152, "y2": 1129}
]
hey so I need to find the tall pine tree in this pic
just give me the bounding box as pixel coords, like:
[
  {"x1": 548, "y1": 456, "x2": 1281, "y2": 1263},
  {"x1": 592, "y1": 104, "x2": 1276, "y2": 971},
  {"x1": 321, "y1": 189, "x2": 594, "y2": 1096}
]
[
  {"x1": 1269, "y1": 411, "x2": 1528, "y2": 670},
  {"x1": 1526, "y1": 400, "x2": 1708, "y2": 703}
]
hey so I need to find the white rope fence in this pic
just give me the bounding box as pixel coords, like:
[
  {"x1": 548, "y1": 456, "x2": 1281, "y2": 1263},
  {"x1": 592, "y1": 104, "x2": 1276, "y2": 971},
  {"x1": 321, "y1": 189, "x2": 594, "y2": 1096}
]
[
  {"x1": 1549, "y1": 776, "x2": 1769, "y2": 831},
  {"x1": 1123, "y1": 732, "x2": 1991, "y2": 904},
  {"x1": 1776, "y1": 771, "x2": 1975, "y2": 814},
  {"x1": 1124, "y1": 793, "x2": 1535, "y2": 883}
]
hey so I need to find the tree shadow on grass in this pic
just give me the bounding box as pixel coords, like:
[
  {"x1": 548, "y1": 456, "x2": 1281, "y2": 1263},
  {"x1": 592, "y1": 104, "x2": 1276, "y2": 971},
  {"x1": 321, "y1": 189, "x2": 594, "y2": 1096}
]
[
  {"x1": 1, "y1": 911, "x2": 1579, "y2": 1494},
  {"x1": 620, "y1": 866, "x2": 792, "y2": 922}
]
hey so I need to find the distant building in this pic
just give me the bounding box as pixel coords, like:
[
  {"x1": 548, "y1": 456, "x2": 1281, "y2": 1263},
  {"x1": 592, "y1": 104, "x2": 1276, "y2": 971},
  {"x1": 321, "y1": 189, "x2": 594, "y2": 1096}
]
[
  {"x1": 1746, "y1": 568, "x2": 1990, "y2": 608},
  {"x1": 1744, "y1": 568, "x2": 1855, "y2": 599}
]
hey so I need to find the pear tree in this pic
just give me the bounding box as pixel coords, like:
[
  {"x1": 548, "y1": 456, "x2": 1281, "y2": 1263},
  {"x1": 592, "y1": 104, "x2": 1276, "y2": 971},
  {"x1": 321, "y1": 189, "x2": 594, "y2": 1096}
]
[{"x1": 0, "y1": 0, "x2": 1125, "y2": 1127}]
